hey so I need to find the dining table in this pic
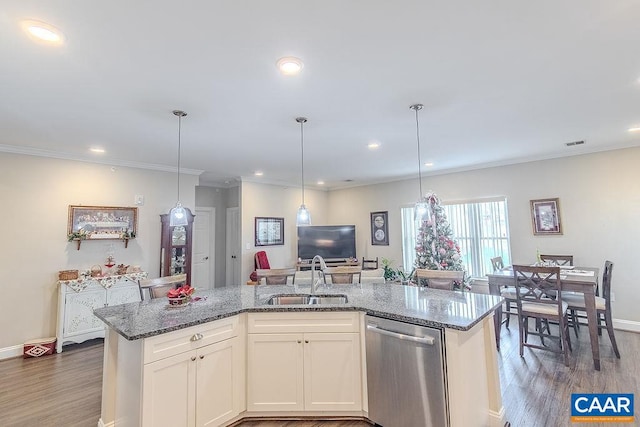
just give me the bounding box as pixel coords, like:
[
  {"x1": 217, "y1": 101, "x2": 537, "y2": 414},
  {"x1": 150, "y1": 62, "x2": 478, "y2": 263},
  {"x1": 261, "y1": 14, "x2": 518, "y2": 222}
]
[{"x1": 486, "y1": 266, "x2": 601, "y2": 370}]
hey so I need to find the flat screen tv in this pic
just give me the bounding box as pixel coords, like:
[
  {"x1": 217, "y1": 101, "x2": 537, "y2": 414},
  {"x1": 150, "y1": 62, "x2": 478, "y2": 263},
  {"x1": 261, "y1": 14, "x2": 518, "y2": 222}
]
[{"x1": 297, "y1": 225, "x2": 356, "y2": 260}]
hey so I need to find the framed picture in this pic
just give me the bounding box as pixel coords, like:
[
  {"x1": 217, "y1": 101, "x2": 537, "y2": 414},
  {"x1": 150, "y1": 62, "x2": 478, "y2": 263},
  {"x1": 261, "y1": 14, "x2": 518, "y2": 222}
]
[
  {"x1": 68, "y1": 205, "x2": 138, "y2": 240},
  {"x1": 530, "y1": 198, "x2": 562, "y2": 235},
  {"x1": 370, "y1": 211, "x2": 389, "y2": 245},
  {"x1": 255, "y1": 217, "x2": 284, "y2": 246}
]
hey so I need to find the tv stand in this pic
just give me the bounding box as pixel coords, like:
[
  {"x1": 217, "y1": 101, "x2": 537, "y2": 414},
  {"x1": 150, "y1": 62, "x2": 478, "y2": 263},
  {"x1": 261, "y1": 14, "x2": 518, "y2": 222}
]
[{"x1": 296, "y1": 258, "x2": 360, "y2": 271}]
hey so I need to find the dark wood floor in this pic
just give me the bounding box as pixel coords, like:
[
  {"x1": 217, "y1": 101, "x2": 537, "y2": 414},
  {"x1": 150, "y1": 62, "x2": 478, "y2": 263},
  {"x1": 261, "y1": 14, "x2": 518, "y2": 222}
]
[{"x1": 0, "y1": 324, "x2": 638, "y2": 427}]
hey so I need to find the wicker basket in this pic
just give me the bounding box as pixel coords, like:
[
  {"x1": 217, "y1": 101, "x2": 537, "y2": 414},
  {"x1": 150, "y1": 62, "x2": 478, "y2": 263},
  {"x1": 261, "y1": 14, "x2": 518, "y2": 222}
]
[{"x1": 58, "y1": 270, "x2": 79, "y2": 280}]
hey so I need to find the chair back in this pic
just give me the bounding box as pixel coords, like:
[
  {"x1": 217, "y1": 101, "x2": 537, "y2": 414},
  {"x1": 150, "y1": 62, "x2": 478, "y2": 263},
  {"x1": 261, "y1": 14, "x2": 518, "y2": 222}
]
[
  {"x1": 414, "y1": 269, "x2": 464, "y2": 290},
  {"x1": 138, "y1": 274, "x2": 187, "y2": 300},
  {"x1": 512, "y1": 265, "x2": 562, "y2": 314},
  {"x1": 539, "y1": 254, "x2": 573, "y2": 266},
  {"x1": 256, "y1": 268, "x2": 296, "y2": 285},
  {"x1": 490, "y1": 256, "x2": 504, "y2": 272},
  {"x1": 324, "y1": 266, "x2": 362, "y2": 284},
  {"x1": 255, "y1": 251, "x2": 271, "y2": 269},
  {"x1": 361, "y1": 257, "x2": 379, "y2": 270},
  {"x1": 601, "y1": 260, "x2": 614, "y2": 310}
]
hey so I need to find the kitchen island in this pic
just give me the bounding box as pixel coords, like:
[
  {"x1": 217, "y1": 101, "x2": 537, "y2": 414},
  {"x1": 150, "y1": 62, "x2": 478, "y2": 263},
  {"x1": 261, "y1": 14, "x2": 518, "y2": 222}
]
[{"x1": 95, "y1": 283, "x2": 504, "y2": 427}]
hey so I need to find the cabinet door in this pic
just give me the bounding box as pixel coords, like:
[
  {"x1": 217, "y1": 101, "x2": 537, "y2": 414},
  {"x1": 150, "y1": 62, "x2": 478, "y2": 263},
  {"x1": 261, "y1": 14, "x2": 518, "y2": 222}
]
[
  {"x1": 303, "y1": 333, "x2": 362, "y2": 411},
  {"x1": 107, "y1": 282, "x2": 141, "y2": 306},
  {"x1": 142, "y1": 351, "x2": 196, "y2": 427},
  {"x1": 195, "y1": 337, "x2": 242, "y2": 427},
  {"x1": 247, "y1": 333, "x2": 304, "y2": 411},
  {"x1": 63, "y1": 288, "x2": 106, "y2": 336}
]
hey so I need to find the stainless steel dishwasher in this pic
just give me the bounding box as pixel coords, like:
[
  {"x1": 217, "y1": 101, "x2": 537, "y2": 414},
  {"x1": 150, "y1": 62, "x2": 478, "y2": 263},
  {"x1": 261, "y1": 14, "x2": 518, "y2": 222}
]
[{"x1": 365, "y1": 315, "x2": 448, "y2": 427}]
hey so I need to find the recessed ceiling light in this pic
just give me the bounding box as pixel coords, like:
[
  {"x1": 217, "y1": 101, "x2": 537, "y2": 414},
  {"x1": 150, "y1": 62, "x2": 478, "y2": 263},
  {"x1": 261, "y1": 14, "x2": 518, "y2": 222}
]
[
  {"x1": 21, "y1": 20, "x2": 64, "y2": 44},
  {"x1": 424, "y1": 162, "x2": 434, "y2": 167},
  {"x1": 317, "y1": 180, "x2": 325, "y2": 185},
  {"x1": 628, "y1": 127, "x2": 640, "y2": 132},
  {"x1": 276, "y1": 57, "x2": 303, "y2": 75},
  {"x1": 90, "y1": 147, "x2": 105, "y2": 154},
  {"x1": 254, "y1": 171, "x2": 264, "y2": 176},
  {"x1": 367, "y1": 142, "x2": 380, "y2": 149}
]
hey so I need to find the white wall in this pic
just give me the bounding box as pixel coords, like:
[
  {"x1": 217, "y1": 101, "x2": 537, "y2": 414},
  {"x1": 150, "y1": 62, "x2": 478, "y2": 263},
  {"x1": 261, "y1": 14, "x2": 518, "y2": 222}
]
[
  {"x1": 328, "y1": 147, "x2": 640, "y2": 325},
  {"x1": 240, "y1": 181, "x2": 329, "y2": 283},
  {"x1": 0, "y1": 153, "x2": 198, "y2": 350}
]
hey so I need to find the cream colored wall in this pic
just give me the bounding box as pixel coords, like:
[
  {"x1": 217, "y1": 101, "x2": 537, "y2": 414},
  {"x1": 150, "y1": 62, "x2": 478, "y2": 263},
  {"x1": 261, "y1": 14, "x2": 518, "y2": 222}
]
[
  {"x1": 240, "y1": 181, "x2": 329, "y2": 283},
  {"x1": 0, "y1": 153, "x2": 198, "y2": 350},
  {"x1": 328, "y1": 147, "x2": 640, "y2": 324}
]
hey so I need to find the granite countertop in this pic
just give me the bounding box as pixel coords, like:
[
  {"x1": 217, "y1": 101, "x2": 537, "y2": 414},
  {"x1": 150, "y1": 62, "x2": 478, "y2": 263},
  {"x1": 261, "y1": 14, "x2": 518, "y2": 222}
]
[{"x1": 94, "y1": 282, "x2": 503, "y2": 341}]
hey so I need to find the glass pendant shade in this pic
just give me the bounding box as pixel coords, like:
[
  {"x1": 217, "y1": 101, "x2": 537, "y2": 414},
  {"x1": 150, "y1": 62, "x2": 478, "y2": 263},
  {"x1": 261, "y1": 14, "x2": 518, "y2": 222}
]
[
  {"x1": 169, "y1": 202, "x2": 188, "y2": 226},
  {"x1": 296, "y1": 203, "x2": 311, "y2": 226},
  {"x1": 414, "y1": 197, "x2": 431, "y2": 222}
]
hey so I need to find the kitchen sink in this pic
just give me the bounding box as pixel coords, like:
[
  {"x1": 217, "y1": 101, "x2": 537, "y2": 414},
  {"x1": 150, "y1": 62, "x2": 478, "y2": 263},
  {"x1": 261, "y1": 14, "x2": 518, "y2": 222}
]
[{"x1": 266, "y1": 294, "x2": 348, "y2": 305}]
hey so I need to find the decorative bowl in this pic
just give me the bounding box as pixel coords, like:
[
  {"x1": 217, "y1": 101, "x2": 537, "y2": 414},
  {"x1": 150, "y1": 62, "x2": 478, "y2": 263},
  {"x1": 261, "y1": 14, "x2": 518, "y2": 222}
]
[{"x1": 167, "y1": 296, "x2": 190, "y2": 306}]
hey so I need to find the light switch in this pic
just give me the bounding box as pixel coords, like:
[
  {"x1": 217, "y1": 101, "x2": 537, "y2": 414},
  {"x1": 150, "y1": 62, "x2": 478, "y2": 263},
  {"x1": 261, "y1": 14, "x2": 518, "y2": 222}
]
[
  {"x1": 135, "y1": 195, "x2": 144, "y2": 206},
  {"x1": 246, "y1": 243, "x2": 251, "y2": 250}
]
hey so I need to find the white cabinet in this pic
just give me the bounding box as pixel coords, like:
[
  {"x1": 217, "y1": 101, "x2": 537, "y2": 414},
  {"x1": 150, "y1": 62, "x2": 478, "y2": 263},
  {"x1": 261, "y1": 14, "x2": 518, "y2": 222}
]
[
  {"x1": 56, "y1": 275, "x2": 142, "y2": 353},
  {"x1": 114, "y1": 315, "x2": 245, "y2": 427},
  {"x1": 247, "y1": 312, "x2": 362, "y2": 413}
]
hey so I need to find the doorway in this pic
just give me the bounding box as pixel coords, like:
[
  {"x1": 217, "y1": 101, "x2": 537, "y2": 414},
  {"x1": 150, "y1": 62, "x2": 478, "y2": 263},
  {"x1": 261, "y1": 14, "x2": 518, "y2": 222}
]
[
  {"x1": 193, "y1": 208, "x2": 215, "y2": 289},
  {"x1": 226, "y1": 207, "x2": 240, "y2": 286}
]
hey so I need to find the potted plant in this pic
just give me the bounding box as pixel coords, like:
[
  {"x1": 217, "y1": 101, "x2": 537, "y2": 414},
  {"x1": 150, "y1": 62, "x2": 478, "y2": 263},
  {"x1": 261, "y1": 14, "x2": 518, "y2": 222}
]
[
  {"x1": 381, "y1": 258, "x2": 398, "y2": 282},
  {"x1": 396, "y1": 268, "x2": 415, "y2": 286}
]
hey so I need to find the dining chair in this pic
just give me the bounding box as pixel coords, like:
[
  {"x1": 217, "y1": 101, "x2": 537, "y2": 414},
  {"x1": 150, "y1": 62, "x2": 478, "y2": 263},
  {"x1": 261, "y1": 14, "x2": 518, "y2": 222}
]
[
  {"x1": 513, "y1": 265, "x2": 572, "y2": 366},
  {"x1": 361, "y1": 257, "x2": 379, "y2": 270},
  {"x1": 562, "y1": 261, "x2": 620, "y2": 358},
  {"x1": 138, "y1": 274, "x2": 187, "y2": 300},
  {"x1": 490, "y1": 256, "x2": 521, "y2": 329},
  {"x1": 539, "y1": 254, "x2": 574, "y2": 266},
  {"x1": 324, "y1": 266, "x2": 362, "y2": 284},
  {"x1": 414, "y1": 269, "x2": 464, "y2": 290},
  {"x1": 255, "y1": 268, "x2": 296, "y2": 285}
]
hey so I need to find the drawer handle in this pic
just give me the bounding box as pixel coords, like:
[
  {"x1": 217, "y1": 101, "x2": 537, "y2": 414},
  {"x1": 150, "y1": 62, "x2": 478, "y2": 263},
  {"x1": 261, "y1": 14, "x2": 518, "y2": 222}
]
[{"x1": 190, "y1": 333, "x2": 204, "y2": 342}]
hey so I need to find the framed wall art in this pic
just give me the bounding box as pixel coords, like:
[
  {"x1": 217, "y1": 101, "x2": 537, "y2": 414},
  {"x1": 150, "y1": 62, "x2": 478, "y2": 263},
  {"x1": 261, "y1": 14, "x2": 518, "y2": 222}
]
[
  {"x1": 370, "y1": 211, "x2": 389, "y2": 245},
  {"x1": 255, "y1": 217, "x2": 284, "y2": 246},
  {"x1": 68, "y1": 205, "x2": 138, "y2": 240},
  {"x1": 530, "y1": 198, "x2": 562, "y2": 235}
]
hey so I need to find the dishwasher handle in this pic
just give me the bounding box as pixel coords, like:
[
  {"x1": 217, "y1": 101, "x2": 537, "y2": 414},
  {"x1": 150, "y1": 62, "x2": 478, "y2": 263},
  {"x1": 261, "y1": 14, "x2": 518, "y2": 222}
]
[{"x1": 366, "y1": 324, "x2": 435, "y2": 346}]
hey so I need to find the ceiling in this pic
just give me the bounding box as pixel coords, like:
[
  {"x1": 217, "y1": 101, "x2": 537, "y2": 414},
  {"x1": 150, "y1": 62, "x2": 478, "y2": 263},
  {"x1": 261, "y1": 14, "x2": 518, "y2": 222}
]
[{"x1": 2, "y1": 1, "x2": 640, "y2": 189}]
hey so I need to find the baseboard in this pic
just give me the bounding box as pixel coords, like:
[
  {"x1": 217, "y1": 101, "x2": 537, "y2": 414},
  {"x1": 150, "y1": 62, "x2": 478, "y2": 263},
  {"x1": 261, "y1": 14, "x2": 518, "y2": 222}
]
[
  {"x1": 489, "y1": 406, "x2": 506, "y2": 427},
  {"x1": 613, "y1": 318, "x2": 640, "y2": 333},
  {"x1": 0, "y1": 344, "x2": 23, "y2": 361},
  {"x1": 97, "y1": 418, "x2": 114, "y2": 427}
]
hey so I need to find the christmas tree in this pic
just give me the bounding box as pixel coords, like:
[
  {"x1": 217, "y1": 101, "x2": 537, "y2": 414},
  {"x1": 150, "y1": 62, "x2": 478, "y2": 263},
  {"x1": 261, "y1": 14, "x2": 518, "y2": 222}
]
[{"x1": 414, "y1": 192, "x2": 467, "y2": 284}]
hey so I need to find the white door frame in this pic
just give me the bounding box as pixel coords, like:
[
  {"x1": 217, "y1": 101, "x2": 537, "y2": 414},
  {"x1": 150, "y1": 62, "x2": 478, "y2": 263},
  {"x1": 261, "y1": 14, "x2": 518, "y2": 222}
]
[
  {"x1": 226, "y1": 207, "x2": 240, "y2": 286},
  {"x1": 194, "y1": 207, "x2": 215, "y2": 289}
]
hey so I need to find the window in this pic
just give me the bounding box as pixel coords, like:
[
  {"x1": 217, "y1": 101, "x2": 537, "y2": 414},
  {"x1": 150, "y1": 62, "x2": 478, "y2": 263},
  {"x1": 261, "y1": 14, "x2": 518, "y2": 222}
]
[{"x1": 401, "y1": 197, "x2": 511, "y2": 278}]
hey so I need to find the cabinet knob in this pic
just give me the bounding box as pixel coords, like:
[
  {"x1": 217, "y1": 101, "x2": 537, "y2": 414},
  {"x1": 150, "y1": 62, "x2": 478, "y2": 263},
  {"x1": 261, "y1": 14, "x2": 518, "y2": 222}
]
[
  {"x1": 199, "y1": 355, "x2": 205, "y2": 359},
  {"x1": 191, "y1": 356, "x2": 196, "y2": 361},
  {"x1": 305, "y1": 340, "x2": 309, "y2": 344},
  {"x1": 297, "y1": 340, "x2": 302, "y2": 344}
]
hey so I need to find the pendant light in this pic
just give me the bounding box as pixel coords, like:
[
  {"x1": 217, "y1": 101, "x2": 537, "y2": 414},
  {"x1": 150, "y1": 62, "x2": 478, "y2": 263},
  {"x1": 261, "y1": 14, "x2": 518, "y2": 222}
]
[
  {"x1": 410, "y1": 103, "x2": 431, "y2": 222},
  {"x1": 169, "y1": 110, "x2": 189, "y2": 227},
  {"x1": 296, "y1": 116, "x2": 311, "y2": 226}
]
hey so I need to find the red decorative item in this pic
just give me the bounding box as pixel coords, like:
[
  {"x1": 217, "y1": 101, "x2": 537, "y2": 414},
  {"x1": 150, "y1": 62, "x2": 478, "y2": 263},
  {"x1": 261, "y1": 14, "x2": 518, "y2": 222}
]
[
  {"x1": 167, "y1": 284, "x2": 195, "y2": 306},
  {"x1": 23, "y1": 337, "x2": 57, "y2": 358}
]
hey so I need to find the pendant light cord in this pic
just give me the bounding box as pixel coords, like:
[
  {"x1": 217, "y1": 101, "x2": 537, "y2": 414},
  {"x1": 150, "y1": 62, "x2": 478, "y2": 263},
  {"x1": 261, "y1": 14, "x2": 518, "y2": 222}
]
[
  {"x1": 412, "y1": 104, "x2": 424, "y2": 198},
  {"x1": 300, "y1": 120, "x2": 305, "y2": 204},
  {"x1": 296, "y1": 117, "x2": 308, "y2": 205},
  {"x1": 176, "y1": 113, "x2": 182, "y2": 202}
]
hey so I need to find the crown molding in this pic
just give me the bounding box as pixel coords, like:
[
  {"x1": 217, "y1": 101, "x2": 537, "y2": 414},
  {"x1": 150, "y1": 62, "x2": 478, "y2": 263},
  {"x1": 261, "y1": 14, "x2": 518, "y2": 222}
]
[{"x1": 0, "y1": 144, "x2": 203, "y2": 176}]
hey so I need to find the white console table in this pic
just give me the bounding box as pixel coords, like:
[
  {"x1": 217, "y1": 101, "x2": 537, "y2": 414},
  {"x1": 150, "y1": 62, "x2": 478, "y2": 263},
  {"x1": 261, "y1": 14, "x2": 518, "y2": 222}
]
[{"x1": 56, "y1": 272, "x2": 146, "y2": 353}]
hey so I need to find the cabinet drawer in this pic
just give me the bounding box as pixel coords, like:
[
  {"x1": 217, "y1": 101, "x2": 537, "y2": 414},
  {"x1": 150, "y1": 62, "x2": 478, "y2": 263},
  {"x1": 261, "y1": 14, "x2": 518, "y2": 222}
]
[
  {"x1": 144, "y1": 315, "x2": 238, "y2": 364},
  {"x1": 247, "y1": 312, "x2": 359, "y2": 334}
]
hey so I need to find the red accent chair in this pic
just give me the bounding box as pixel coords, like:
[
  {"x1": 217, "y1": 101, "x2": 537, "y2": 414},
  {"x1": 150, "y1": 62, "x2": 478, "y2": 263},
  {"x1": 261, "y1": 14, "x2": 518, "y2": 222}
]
[{"x1": 255, "y1": 251, "x2": 271, "y2": 270}]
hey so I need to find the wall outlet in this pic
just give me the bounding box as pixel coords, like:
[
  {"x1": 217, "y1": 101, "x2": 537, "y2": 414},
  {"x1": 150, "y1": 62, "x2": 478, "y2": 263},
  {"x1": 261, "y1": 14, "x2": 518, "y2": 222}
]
[{"x1": 134, "y1": 195, "x2": 144, "y2": 206}]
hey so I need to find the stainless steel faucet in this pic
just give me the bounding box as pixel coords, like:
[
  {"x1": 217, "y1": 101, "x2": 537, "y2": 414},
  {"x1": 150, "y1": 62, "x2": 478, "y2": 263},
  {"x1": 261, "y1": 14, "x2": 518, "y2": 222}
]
[{"x1": 310, "y1": 255, "x2": 326, "y2": 295}]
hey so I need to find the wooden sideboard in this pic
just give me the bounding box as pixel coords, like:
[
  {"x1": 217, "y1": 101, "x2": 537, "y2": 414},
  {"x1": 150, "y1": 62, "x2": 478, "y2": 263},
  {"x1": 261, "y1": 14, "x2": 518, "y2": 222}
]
[{"x1": 296, "y1": 259, "x2": 360, "y2": 271}]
